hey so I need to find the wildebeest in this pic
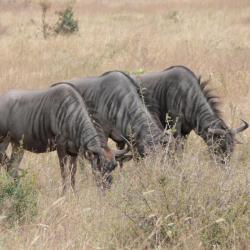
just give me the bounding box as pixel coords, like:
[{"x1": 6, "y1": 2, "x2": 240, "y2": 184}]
[
  {"x1": 0, "y1": 83, "x2": 126, "y2": 193},
  {"x1": 135, "y1": 65, "x2": 248, "y2": 163},
  {"x1": 58, "y1": 71, "x2": 171, "y2": 162}
]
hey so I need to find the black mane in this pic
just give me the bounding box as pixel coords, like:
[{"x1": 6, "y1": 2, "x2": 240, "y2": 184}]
[{"x1": 164, "y1": 65, "x2": 223, "y2": 121}]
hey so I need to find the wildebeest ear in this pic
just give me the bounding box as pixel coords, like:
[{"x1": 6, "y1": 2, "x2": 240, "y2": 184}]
[{"x1": 115, "y1": 154, "x2": 133, "y2": 163}]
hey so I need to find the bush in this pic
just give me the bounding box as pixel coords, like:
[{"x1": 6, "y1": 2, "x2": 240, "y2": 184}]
[
  {"x1": 0, "y1": 173, "x2": 38, "y2": 226},
  {"x1": 54, "y1": 6, "x2": 79, "y2": 35}
]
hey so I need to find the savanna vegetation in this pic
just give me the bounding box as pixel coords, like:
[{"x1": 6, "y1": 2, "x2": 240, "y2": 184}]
[{"x1": 0, "y1": 0, "x2": 249, "y2": 249}]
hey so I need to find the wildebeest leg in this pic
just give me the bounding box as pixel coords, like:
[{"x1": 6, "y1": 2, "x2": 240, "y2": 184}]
[
  {"x1": 173, "y1": 116, "x2": 187, "y2": 153},
  {"x1": 0, "y1": 136, "x2": 10, "y2": 167},
  {"x1": 56, "y1": 146, "x2": 69, "y2": 195},
  {"x1": 116, "y1": 141, "x2": 126, "y2": 150},
  {"x1": 7, "y1": 143, "x2": 24, "y2": 179},
  {"x1": 110, "y1": 129, "x2": 128, "y2": 169},
  {"x1": 69, "y1": 156, "x2": 77, "y2": 192}
]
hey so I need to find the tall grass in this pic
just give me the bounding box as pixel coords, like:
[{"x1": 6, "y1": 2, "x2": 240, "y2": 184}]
[{"x1": 0, "y1": 148, "x2": 249, "y2": 249}]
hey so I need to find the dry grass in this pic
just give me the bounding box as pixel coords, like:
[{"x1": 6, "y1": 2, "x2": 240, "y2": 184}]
[{"x1": 0, "y1": 0, "x2": 249, "y2": 249}]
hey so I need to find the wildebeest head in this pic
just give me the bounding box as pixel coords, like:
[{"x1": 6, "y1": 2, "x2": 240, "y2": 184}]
[
  {"x1": 205, "y1": 120, "x2": 248, "y2": 164},
  {"x1": 84, "y1": 145, "x2": 131, "y2": 189}
]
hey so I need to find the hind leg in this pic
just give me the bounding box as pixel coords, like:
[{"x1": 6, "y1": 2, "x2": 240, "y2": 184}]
[
  {"x1": 56, "y1": 146, "x2": 70, "y2": 195},
  {"x1": 171, "y1": 116, "x2": 189, "y2": 153},
  {"x1": 0, "y1": 136, "x2": 10, "y2": 168},
  {"x1": 7, "y1": 143, "x2": 24, "y2": 179}
]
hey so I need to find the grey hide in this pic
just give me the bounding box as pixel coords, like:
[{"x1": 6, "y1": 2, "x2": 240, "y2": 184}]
[
  {"x1": 0, "y1": 84, "x2": 117, "y2": 193},
  {"x1": 136, "y1": 65, "x2": 248, "y2": 163},
  {"x1": 58, "y1": 71, "x2": 171, "y2": 160}
]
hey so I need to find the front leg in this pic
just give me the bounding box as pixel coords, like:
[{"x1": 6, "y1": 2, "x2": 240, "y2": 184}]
[
  {"x1": 173, "y1": 116, "x2": 190, "y2": 153},
  {"x1": 56, "y1": 145, "x2": 69, "y2": 195},
  {"x1": 110, "y1": 132, "x2": 128, "y2": 169},
  {"x1": 0, "y1": 135, "x2": 11, "y2": 168},
  {"x1": 7, "y1": 143, "x2": 24, "y2": 179}
]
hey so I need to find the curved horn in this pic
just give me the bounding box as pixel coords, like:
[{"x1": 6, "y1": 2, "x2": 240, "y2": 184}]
[
  {"x1": 114, "y1": 145, "x2": 130, "y2": 157},
  {"x1": 231, "y1": 119, "x2": 249, "y2": 134}
]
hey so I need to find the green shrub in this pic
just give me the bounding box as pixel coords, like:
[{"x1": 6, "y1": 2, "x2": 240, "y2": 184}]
[
  {"x1": 54, "y1": 6, "x2": 79, "y2": 35},
  {"x1": 0, "y1": 173, "x2": 38, "y2": 226}
]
